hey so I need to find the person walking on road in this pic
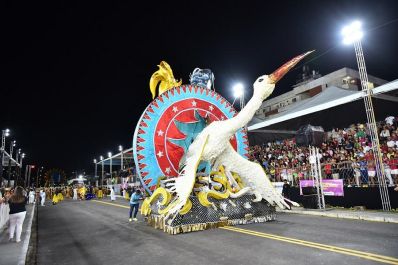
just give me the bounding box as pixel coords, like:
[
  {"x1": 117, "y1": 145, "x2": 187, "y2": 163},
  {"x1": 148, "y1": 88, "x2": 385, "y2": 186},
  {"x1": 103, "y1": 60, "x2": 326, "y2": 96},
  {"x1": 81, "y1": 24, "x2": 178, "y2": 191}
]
[
  {"x1": 28, "y1": 189, "x2": 35, "y2": 204},
  {"x1": 129, "y1": 190, "x2": 143, "y2": 222},
  {"x1": 73, "y1": 187, "x2": 78, "y2": 200},
  {"x1": 40, "y1": 189, "x2": 46, "y2": 206},
  {"x1": 110, "y1": 187, "x2": 116, "y2": 201},
  {"x1": 8, "y1": 186, "x2": 27, "y2": 243}
]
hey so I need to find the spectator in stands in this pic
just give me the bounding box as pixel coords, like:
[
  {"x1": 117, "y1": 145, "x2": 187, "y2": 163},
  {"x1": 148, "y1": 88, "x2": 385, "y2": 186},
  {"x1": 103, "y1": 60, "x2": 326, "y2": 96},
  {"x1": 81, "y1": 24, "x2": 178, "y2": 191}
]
[
  {"x1": 248, "y1": 115, "x2": 397, "y2": 187},
  {"x1": 324, "y1": 159, "x2": 332, "y2": 179},
  {"x1": 385, "y1": 116, "x2": 395, "y2": 126},
  {"x1": 380, "y1": 126, "x2": 391, "y2": 140},
  {"x1": 352, "y1": 158, "x2": 361, "y2": 186},
  {"x1": 389, "y1": 154, "x2": 398, "y2": 184}
]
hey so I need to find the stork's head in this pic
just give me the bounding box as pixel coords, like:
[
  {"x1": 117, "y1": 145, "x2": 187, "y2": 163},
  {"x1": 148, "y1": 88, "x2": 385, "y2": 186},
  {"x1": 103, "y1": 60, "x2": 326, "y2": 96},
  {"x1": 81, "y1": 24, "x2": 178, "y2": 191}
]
[{"x1": 253, "y1": 51, "x2": 314, "y2": 100}]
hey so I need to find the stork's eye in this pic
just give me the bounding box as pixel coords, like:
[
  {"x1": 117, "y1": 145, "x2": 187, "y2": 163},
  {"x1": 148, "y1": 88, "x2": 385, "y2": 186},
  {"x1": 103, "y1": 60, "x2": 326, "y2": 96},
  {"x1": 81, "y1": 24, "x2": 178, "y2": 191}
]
[{"x1": 258, "y1": 78, "x2": 264, "y2": 82}]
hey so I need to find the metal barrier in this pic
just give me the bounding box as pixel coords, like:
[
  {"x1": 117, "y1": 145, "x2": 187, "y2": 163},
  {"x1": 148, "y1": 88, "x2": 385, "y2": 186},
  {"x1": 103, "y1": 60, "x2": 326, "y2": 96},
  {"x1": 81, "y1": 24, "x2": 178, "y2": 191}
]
[
  {"x1": 321, "y1": 160, "x2": 397, "y2": 186},
  {"x1": 0, "y1": 203, "x2": 10, "y2": 229},
  {"x1": 263, "y1": 160, "x2": 397, "y2": 187}
]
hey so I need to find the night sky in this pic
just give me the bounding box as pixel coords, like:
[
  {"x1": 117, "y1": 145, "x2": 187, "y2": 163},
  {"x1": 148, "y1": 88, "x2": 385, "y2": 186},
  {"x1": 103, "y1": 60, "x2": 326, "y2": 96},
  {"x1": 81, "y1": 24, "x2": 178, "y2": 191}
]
[{"x1": 2, "y1": 1, "x2": 398, "y2": 174}]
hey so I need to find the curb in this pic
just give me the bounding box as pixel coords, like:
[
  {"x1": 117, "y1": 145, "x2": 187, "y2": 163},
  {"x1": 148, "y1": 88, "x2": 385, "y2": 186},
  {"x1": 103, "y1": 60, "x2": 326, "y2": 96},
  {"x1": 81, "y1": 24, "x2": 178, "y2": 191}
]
[
  {"x1": 277, "y1": 209, "x2": 398, "y2": 224},
  {"x1": 18, "y1": 203, "x2": 36, "y2": 265}
]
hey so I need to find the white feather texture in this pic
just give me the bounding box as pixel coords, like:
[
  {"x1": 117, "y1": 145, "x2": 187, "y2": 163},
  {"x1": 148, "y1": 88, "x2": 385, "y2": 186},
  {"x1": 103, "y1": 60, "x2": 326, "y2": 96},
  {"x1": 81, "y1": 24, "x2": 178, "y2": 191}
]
[{"x1": 166, "y1": 75, "x2": 295, "y2": 215}]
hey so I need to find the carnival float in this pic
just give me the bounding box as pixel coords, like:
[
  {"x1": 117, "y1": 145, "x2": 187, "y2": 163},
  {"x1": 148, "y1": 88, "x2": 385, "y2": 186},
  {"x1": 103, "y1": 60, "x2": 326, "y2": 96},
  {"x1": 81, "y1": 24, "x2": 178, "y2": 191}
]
[{"x1": 133, "y1": 52, "x2": 312, "y2": 234}]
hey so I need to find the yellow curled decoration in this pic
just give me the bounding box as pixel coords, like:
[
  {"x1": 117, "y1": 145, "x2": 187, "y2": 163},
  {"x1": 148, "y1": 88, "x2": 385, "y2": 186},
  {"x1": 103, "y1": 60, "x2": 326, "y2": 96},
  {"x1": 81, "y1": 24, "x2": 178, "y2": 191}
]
[
  {"x1": 198, "y1": 189, "x2": 230, "y2": 208},
  {"x1": 157, "y1": 199, "x2": 192, "y2": 216},
  {"x1": 149, "y1": 61, "x2": 182, "y2": 99},
  {"x1": 178, "y1": 199, "x2": 193, "y2": 215},
  {"x1": 140, "y1": 187, "x2": 172, "y2": 216},
  {"x1": 197, "y1": 176, "x2": 209, "y2": 183},
  {"x1": 232, "y1": 172, "x2": 245, "y2": 189},
  {"x1": 198, "y1": 191, "x2": 213, "y2": 207},
  {"x1": 217, "y1": 166, "x2": 244, "y2": 191}
]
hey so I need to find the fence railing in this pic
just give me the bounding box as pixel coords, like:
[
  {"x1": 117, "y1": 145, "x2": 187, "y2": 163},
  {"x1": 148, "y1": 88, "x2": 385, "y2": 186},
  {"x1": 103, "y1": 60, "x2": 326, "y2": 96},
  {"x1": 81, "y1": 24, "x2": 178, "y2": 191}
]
[
  {"x1": 0, "y1": 203, "x2": 10, "y2": 229},
  {"x1": 260, "y1": 160, "x2": 397, "y2": 187}
]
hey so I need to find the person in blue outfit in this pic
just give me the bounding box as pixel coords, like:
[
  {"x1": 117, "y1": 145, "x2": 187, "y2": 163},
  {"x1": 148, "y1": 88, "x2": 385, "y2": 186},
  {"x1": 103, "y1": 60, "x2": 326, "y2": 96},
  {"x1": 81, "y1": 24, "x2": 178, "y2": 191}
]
[{"x1": 129, "y1": 189, "x2": 143, "y2": 222}]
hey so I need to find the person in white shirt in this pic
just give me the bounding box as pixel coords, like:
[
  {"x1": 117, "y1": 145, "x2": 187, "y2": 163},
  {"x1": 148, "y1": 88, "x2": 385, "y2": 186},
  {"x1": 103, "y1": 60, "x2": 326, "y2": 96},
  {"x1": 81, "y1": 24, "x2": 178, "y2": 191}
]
[
  {"x1": 385, "y1": 116, "x2": 395, "y2": 126},
  {"x1": 380, "y1": 127, "x2": 390, "y2": 139},
  {"x1": 110, "y1": 187, "x2": 116, "y2": 201},
  {"x1": 73, "y1": 187, "x2": 78, "y2": 200},
  {"x1": 387, "y1": 137, "x2": 395, "y2": 148},
  {"x1": 39, "y1": 190, "x2": 46, "y2": 206},
  {"x1": 28, "y1": 189, "x2": 35, "y2": 204}
]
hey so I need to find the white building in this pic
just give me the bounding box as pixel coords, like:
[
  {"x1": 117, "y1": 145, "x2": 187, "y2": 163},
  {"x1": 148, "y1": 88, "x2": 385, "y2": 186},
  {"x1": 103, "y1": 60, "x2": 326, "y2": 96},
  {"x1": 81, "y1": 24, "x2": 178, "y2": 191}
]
[{"x1": 254, "y1": 67, "x2": 387, "y2": 119}]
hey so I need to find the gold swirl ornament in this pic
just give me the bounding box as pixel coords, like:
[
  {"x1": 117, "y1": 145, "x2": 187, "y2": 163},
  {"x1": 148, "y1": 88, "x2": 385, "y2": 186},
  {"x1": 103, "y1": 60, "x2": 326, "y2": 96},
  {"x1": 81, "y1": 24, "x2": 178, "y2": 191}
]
[
  {"x1": 141, "y1": 187, "x2": 172, "y2": 216},
  {"x1": 141, "y1": 187, "x2": 193, "y2": 216},
  {"x1": 149, "y1": 61, "x2": 182, "y2": 99},
  {"x1": 197, "y1": 171, "x2": 230, "y2": 207}
]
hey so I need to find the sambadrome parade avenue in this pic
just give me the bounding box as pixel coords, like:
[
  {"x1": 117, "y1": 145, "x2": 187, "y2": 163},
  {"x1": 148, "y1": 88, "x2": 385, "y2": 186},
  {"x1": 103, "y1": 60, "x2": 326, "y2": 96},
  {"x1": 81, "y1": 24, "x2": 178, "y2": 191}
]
[{"x1": 1, "y1": 1, "x2": 398, "y2": 265}]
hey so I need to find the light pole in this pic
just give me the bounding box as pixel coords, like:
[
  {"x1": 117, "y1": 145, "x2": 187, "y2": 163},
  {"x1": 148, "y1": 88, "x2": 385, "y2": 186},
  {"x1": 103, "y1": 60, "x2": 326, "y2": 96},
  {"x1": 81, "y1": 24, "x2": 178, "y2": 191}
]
[
  {"x1": 16, "y1": 149, "x2": 21, "y2": 187},
  {"x1": 108, "y1": 152, "x2": 112, "y2": 185},
  {"x1": 7, "y1": 140, "x2": 16, "y2": 187},
  {"x1": 119, "y1": 145, "x2": 123, "y2": 171},
  {"x1": 26, "y1": 164, "x2": 32, "y2": 188},
  {"x1": 1, "y1": 129, "x2": 10, "y2": 185},
  {"x1": 14, "y1": 149, "x2": 21, "y2": 187},
  {"x1": 342, "y1": 21, "x2": 391, "y2": 211},
  {"x1": 93, "y1": 159, "x2": 97, "y2": 186},
  {"x1": 100, "y1": 156, "x2": 104, "y2": 187}
]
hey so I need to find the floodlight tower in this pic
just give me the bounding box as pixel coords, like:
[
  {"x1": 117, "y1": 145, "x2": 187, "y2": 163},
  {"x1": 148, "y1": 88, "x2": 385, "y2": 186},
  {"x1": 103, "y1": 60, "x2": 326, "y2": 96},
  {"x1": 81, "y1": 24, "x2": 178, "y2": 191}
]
[
  {"x1": 108, "y1": 152, "x2": 112, "y2": 183},
  {"x1": 342, "y1": 21, "x2": 391, "y2": 211},
  {"x1": 1, "y1": 129, "x2": 10, "y2": 185},
  {"x1": 93, "y1": 159, "x2": 97, "y2": 184},
  {"x1": 119, "y1": 145, "x2": 123, "y2": 171},
  {"x1": 100, "y1": 156, "x2": 104, "y2": 187}
]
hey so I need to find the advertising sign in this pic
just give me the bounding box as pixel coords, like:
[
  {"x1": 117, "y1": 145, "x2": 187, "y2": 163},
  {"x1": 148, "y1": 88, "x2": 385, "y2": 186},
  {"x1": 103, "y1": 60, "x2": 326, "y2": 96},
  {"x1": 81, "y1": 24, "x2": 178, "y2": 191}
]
[{"x1": 299, "y1": 179, "x2": 344, "y2": 196}]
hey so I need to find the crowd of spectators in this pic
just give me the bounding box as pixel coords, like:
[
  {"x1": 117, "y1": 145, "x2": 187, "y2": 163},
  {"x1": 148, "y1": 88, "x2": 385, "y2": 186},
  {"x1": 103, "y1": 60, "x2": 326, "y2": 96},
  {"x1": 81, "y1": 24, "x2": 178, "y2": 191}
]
[{"x1": 248, "y1": 116, "x2": 398, "y2": 187}]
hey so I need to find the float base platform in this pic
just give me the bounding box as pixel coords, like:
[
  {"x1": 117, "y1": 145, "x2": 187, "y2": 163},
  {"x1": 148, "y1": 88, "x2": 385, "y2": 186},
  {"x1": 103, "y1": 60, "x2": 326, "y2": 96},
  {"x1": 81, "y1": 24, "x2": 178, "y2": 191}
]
[{"x1": 146, "y1": 195, "x2": 276, "y2": 234}]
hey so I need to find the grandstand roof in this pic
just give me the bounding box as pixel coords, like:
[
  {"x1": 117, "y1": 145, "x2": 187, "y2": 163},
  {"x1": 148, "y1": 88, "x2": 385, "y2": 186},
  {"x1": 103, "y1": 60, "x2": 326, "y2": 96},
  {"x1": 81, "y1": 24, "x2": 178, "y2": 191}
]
[{"x1": 248, "y1": 79, "x2": 398, "y2": 131}]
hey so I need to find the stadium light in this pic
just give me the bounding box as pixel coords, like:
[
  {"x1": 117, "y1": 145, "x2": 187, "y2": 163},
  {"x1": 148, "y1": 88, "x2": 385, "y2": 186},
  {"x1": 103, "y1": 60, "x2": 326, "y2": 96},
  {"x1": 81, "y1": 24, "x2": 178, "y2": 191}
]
[
  {"x1": 118, "y1": 145, "x2": 123, "y2": 152},
  {"x1": 100, "y1": 155, "x2": 103, "y2": 161},
  {"x1": 342, "y1": 21, "x2": 363, "y2": 45},
  {"x1": 93, "y1": 158, "x2": 97, "y2": 163},
  {"x1": 108, "y1": 152, "x2": 112, "y2": 158},
  {"x1": 233, "y1": 83, "x2": 244, "y2": 98}
]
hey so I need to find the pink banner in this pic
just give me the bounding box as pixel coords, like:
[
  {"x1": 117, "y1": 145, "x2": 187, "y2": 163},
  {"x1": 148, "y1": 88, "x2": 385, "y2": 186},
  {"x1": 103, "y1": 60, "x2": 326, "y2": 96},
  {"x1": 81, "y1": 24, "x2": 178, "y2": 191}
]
[{"x1": 299, "y1": 179, "x2": 344, "y2": 196}]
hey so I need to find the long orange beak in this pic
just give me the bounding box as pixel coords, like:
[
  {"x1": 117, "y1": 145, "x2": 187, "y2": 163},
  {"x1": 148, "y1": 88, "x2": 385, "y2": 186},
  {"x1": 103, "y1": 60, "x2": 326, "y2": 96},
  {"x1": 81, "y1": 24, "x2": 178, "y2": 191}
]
[{"x1": 269, "y1": 50, "x2": 314, "y2": 84}]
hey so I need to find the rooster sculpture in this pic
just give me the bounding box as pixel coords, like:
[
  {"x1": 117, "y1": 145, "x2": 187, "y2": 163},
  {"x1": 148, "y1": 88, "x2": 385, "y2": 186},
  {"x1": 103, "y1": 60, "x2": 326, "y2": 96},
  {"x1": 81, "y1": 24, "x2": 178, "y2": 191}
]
[
  {"x1": 149, "y1": 61, "x2": 182, "y2": 99},
  {"x1": 160, "y1": 51, "x2": 314, "y2": 217}
]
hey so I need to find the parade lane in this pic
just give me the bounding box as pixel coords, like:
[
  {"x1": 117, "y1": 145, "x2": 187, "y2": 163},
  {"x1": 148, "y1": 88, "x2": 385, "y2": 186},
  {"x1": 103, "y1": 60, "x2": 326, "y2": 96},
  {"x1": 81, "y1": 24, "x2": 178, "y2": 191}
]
[{"x1": 37, "y1": 199, "x2": 398, "y2": 265}]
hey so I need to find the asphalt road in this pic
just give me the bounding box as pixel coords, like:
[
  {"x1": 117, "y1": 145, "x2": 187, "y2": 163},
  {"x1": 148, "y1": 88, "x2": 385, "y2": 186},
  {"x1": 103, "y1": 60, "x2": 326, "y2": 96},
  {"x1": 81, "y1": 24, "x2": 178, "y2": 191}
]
[{"x1": 37, "y1": 198, "x2": 398, "y2": 265}]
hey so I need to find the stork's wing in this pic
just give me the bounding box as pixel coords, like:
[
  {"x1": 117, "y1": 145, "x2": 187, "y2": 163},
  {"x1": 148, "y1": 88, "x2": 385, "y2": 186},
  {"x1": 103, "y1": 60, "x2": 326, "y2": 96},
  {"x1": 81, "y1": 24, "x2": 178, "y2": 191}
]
[
  {"x1": 165, "y1": 134, "x2": 209, "y2": 216},
  {"x1": 219, "y1": 144, "x2": 296, "y2": 209}
]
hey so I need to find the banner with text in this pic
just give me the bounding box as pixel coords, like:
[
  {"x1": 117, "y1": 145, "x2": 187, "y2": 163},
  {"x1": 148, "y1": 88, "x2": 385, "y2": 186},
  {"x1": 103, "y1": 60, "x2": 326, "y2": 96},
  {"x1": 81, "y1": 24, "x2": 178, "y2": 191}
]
[{"x1": 299, "y1": 179, "x2": 344, "y2": 196}]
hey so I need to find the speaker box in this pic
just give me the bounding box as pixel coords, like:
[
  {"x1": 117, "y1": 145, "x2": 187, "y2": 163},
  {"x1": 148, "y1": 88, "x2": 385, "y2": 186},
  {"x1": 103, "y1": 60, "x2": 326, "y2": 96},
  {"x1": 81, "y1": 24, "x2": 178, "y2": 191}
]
[
  {"x1": 302, "y1": 195, "x2": 318, "y2": 209},
  {"x1": 302, "y1": 186, "x2": 317, "y2": 195},
  {"x1": 296, "y1": 124, "x2": 325, "y2": 147}
]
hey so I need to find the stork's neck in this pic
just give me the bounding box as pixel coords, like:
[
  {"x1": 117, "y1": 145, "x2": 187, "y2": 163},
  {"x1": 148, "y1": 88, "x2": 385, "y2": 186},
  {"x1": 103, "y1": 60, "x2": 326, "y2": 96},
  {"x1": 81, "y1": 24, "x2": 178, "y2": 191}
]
[{"x1": 227, "y1": 89, "x2": 266, "y2": 133}]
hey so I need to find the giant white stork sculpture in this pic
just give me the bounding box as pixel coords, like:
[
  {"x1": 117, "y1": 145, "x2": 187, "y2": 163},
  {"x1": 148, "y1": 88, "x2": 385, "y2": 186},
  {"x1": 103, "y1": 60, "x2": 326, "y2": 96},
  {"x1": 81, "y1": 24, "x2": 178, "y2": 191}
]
[{"x1": 164, "y1": 51, "x2": 313, "y2": 216}]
